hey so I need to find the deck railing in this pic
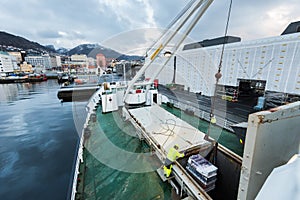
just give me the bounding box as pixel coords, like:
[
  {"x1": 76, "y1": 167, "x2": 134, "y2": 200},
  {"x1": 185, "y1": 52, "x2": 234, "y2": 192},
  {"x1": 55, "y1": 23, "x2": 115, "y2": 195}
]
[
  {"x1": 169, "y1": 99, "x2": 235, "y2": 132},
  {"x1": 70, "y1": 89, "x2": 102, "y2": 200}
]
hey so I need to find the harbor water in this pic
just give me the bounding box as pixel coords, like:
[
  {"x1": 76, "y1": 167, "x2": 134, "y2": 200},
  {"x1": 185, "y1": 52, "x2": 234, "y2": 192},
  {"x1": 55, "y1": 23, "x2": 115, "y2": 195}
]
[{"x1": 0, "y1": 80, "x2": 82, "y2": 200}]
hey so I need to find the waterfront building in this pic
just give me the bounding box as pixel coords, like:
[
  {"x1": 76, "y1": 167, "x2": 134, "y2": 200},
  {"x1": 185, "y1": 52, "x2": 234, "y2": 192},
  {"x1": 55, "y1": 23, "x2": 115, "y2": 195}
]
[
  {"x1": 60, "y1": 56, "x2": 70, "y2": 72},
  {"x1": 8, "y1": 52, "x2": 22, "y2": 71},
  {"x1": 25, "y1": 54, "x2": 52, "y2": 70},
  {"x1": 8, "y1": 52, "x2": 22, "y2": 64},
  {"x1": 0, "y1": 51, "x2": 14, "y2": 74},
  {"x1": 87, "y1": 57, "x2": 97, "y2": 74},
  {"x1": 20, "y1": 62, "x2": 33, "y2": 73},
  {"x1": 56, "y1": 56, "x2": 62, "y2": 68},
  {"x1": 63, "y1": 54, "x2": 88, "y2": 73},
  {"x1": 71, "y1": 54, "x2": 87, "y2": 62},
  {"x1": 50, "y1": 56, "x2": 58, "y2": 69},
  {"x1": 10, "y1": 55, "x2": 19, "y2": 71}
]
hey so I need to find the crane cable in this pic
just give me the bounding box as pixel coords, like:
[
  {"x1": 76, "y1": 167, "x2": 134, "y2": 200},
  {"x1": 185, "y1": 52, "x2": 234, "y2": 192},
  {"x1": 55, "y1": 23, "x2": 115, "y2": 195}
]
[{"x1": 205, "y1": 0, "x2": 233, "y2": 142}]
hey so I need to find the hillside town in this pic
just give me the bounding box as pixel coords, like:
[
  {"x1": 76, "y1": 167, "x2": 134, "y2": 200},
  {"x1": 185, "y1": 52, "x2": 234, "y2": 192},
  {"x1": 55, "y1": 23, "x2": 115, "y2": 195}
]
[{"x1": 0, "y1": 49, "x2": 144, "y2": 77}]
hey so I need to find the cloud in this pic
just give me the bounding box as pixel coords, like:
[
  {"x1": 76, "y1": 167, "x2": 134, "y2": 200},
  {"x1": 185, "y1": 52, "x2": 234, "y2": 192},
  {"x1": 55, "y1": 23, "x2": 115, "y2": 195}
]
[
  {"x1": 38, "y1": 31, "x2": 63, "y2": 39},
  {"x1": 263, "y1": 4, "x2": 300, "y2": 35},
  {"x1": 58, "y1": 31, "x2": 68, "y2": 37},
  {"x1": 96, "y1": 0, "x2": 157, "y2": 29},
  {"x1": 101, "y1": 28, "x2": 164, "y2": 56},
  {"x1": 140, "y1": 0, "x2": 157, "y2": 27},
  {"x1": 66, "y1": 31, "x2": 86, "y2": 40},
  {"x1": 187, "y1": 0, "x2": 300, "y2": 45},
  {"x1": 0, "y1": 0, "x2": 299, "y2": 51}
]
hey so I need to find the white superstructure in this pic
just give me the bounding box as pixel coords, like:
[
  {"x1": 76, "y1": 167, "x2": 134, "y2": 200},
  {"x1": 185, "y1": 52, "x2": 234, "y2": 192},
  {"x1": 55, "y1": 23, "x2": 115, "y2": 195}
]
[{"x1": 155, "y1": 32, "x2": 300, "y2": 97}]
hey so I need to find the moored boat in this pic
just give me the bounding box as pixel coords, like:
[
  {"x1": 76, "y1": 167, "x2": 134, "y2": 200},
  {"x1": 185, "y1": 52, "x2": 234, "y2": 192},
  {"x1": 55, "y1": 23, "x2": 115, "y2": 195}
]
[
  {"x1": 0, "y1": 75, "x2": 28, "y2": 83},
  {"x1": 28, "y1": 73, "x2": 47, "y2": 82},
  {"x1": 57, "y1": 72, "x2": 76, "y2": 84}
]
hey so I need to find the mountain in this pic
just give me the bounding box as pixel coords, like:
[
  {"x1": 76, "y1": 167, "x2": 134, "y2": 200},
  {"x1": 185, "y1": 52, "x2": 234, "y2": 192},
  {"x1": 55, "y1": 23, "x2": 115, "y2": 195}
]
[
  {"x1": 0, "y1": 31, "x2": 144, "y2": 60},
  {"x1": 45, "y1": 45, "x2": 56, "y2": 51},
  {"x1": 117, "y1": 54, "x2": 144, "y2": 61},
  {"x1": 56, "y1": 47, "x2": 69, "y2": 55},
  {"x1": 67, "y1": 43, "x2": 143, "y2": 60},
  {"x1": 67, "y1": 43, "x2": 121, "y2": 58},
  {"x1": 0, "y1": 31, "x2": 55, "y2": 53}
]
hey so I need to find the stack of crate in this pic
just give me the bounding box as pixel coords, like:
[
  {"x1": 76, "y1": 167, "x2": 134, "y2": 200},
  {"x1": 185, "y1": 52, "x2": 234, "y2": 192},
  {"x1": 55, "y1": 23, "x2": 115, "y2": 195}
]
[{"x1": 186, "y1": 154, "x2": 218, "y2": 192}]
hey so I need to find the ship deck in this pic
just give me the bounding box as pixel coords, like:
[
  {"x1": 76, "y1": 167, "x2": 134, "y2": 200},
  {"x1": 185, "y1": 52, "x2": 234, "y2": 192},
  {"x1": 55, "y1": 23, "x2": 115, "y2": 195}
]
[
  {"x1": 75, "y1": 103, "x2": 244, "y2": 199},
  {"x1": 75, "y1": 107, "x2": 172, "y2": 200}
]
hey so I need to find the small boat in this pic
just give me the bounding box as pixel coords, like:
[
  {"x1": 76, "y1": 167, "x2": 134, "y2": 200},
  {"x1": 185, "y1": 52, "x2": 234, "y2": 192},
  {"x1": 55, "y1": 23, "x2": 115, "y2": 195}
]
[
  {"x1": 28, "y1": 73, "x2": 46, "y2": 82},
  {"x1": 41, "y1": 74, "x2": 47, "y2": 81},
  {"x1": 57, "y1": 72, "x2": 76, "y2": 84},
  {"x1": 74, "y1": 78, "x2": 87, "y2": 85},
  {"x1": 0, "y1": 75, "x2": 28, "y2": 84}
]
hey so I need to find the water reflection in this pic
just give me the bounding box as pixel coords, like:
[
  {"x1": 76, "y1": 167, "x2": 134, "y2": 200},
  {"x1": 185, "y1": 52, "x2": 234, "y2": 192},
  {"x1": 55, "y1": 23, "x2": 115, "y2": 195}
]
[
  {"x1": 0, "y1": 80, "x2": 80, "y2": 200},
  {"x1": 0, "y1": 83, "x2": 45, "y2": 103},
  {"x1": 0, "y1": 84, "x2": 18, "y2": 102}
]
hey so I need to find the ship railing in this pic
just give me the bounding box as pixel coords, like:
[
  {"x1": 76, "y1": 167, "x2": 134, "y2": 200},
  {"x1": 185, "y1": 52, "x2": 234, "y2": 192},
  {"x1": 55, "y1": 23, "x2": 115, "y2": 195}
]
[
  {"x1": 70, "y1": 127, "x2": 85, "y2": 200},
  {"x1": 168, "y1": 99, "x2": 235, "y2": 132},
  {"x1": 70, "y1": 87, "x2": 102, "y2": 200}
]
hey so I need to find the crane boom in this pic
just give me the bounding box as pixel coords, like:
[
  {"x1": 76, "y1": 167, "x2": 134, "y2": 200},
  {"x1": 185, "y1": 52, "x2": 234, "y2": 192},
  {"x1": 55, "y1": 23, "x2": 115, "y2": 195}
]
[{"x1": 123, "y1": 0, "x2": 214, "y2": 104}]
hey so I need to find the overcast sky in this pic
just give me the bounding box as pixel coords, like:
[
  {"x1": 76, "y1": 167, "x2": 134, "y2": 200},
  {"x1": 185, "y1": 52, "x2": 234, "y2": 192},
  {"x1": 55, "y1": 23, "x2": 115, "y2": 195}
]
[{"x1": 1, "y1": 0, "x2": 299, "y2": 55}]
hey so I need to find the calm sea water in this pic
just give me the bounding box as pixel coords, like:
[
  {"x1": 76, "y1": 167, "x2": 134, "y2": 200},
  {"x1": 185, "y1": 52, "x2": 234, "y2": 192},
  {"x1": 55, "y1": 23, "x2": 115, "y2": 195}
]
[{"x1": 0, "y1": 80, "x2": 84, "y2": 200}]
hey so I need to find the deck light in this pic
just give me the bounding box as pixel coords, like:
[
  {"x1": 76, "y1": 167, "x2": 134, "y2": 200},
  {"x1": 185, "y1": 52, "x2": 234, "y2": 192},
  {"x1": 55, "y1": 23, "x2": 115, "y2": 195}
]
[{"x1": 163, "y1": 51, "x2": 172, "y2": 57}]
